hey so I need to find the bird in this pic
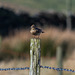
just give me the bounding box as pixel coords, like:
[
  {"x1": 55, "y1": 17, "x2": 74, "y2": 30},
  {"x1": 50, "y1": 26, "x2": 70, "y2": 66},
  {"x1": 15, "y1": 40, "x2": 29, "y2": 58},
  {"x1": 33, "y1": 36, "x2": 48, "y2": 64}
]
[{"x1": 30, "y1": 24, "x2": 44, "y2": 38}]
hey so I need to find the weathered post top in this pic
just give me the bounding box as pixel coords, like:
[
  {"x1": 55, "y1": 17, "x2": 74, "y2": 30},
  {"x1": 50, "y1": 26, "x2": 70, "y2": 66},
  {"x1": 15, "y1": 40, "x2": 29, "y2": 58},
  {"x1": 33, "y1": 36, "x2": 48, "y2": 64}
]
[
  {"x1": 30, "y1": 38, "x2": 41, "y2": 75},
  {"x1": 30, "y1": 38, "x2": 40, "y2": 47}
]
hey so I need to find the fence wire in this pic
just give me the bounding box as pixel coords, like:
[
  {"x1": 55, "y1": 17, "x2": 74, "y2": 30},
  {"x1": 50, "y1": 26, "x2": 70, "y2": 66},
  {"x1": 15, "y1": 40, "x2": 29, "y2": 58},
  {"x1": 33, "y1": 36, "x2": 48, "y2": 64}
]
[{"x1": 0, "y1": 65, "x2": 75, "y2": 73}]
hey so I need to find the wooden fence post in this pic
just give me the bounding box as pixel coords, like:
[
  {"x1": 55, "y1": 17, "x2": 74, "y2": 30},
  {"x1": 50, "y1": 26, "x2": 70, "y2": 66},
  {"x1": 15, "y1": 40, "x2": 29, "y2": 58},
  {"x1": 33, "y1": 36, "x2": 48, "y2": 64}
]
[
  {"x1": 56, "y1": 46, "x2": 63, "y2": 75},
  {"x1": 30, "y1": 38, "x2": 41, "y2": 75}
]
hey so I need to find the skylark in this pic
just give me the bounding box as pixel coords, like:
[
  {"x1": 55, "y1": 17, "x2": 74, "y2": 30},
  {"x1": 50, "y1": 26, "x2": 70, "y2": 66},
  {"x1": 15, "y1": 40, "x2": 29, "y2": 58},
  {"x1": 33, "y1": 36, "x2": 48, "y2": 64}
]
[{"x1": 30, "y1": 24, "x2": 44, "y2": 38}]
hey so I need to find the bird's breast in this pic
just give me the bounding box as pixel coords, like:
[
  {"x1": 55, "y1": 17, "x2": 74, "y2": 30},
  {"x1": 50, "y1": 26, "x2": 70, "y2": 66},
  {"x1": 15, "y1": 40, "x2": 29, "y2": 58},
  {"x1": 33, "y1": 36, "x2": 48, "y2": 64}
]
[{"x1": 30, "y1": 29, "x2": 35, "y2": 33}]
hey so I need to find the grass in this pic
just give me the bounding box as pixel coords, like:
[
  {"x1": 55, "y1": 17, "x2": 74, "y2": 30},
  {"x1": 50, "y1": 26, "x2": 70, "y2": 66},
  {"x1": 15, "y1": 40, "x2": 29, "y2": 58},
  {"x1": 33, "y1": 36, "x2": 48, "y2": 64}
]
[
  {"x1": 0, "y1": 27, "x2": 75, "y2": 75},
  {"x1": 1, "y1": 27, "x2": 75, "y2": 59},
  {"x1": 0, "y1": 0, "x2": 75, "y2": 13},
  {"x1": 0, "y1": 57, "x2": 75, "y2": 75}
]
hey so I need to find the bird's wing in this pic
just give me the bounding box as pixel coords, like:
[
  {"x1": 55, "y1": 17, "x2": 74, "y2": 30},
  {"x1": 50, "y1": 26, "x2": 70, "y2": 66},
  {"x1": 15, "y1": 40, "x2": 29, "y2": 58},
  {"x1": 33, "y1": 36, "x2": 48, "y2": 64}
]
[
  {"x1": 36, "y1": 28, "x2": 44, "y2": 33},
  {"x1": 35, "y1": 28, "x2": 42, "y2": 33}
]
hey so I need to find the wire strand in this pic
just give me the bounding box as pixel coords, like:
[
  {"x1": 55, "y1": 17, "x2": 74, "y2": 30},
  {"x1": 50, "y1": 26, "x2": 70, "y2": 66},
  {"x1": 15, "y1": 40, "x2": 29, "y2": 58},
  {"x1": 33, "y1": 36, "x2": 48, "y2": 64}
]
[{"x1": 0, "y1": 66, "x2": 75, "y2": 72}]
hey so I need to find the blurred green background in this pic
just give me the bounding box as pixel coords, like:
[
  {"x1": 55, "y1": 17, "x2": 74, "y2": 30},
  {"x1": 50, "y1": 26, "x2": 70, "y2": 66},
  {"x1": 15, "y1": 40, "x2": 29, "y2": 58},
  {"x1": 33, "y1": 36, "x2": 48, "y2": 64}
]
[{"x1": 0, "y1": 0, "x2": 75, "y2": 11}]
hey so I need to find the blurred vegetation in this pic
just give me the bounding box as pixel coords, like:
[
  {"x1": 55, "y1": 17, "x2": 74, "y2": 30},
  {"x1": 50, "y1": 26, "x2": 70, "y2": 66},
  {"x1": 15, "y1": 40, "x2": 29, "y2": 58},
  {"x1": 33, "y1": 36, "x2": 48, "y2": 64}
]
[
  {"x1": 0, "y1": 38, "x2": 69, "y2": 60},
  {"x1": 1, "y1": 38, "x2": 56, "y2": 60},
  {"x1": 0, "y1": 28, "x2": 75, "y2": 60},
  {"x1": 0, "y1": 40, "x2": 30, "y2": 60},
  {"x1": 0, "y1": 0, "x2": 75, "y2": 11},
  {"x1": 0, "y1": 7, "x2": 75, "y2": 37},
  {"x1": 0, "y1": 0, "x2": 75, "y2": 60},
  {"x1": 41, "y1": 39, "x2": 56, "y2": 57}
]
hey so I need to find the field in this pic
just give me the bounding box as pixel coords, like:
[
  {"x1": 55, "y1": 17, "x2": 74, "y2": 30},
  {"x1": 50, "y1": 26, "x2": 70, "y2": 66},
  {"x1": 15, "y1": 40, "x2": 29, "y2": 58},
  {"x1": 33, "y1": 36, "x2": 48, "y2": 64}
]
[
  {"x1": 1, "y1": 27, "x2": 75, "y2": 58},
  {"x1": 0, "y1": 0, "x2": 75, "y2": 14},
  {"x1": 0, "y1": 57, "x2": 75, "y2": 75},
  {"x1": 0, "y1": 27, "x2": 75, "y2": 75}
]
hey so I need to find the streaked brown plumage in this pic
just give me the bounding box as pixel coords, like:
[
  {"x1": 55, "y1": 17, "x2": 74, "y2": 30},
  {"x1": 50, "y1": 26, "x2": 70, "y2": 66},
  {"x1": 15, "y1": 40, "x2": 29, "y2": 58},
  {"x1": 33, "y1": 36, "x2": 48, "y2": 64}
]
[{"x1": 30, "y1": 24, "x2": 44, "y2": 38}]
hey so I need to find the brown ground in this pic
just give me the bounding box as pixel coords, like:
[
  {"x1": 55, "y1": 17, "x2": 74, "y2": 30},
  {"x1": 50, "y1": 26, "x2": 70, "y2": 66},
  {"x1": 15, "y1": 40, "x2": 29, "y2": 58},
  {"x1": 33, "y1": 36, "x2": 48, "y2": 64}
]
[{"x1": 0, "y1": 54, "x2": 75, "y2": 75}]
